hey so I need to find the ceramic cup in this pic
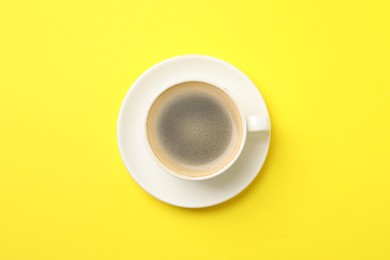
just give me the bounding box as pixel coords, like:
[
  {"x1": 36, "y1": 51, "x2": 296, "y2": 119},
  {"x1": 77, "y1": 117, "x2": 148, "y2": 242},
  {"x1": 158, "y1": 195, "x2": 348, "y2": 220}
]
[{"x1": 144, "y1": 80, "x2": 270, "y2": 181}]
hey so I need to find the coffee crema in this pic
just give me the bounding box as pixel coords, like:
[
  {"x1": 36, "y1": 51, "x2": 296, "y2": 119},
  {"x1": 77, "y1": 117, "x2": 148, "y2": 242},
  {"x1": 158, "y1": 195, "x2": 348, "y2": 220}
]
[{"x1": 146, "y1": 82, "x2": 243, "y2": 177}]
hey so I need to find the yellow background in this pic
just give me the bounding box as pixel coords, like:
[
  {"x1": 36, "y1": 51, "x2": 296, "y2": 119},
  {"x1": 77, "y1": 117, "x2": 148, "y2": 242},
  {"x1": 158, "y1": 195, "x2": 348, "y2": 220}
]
[{"x1": 1, "y1": 0, "x2": 389, "y2": 259}]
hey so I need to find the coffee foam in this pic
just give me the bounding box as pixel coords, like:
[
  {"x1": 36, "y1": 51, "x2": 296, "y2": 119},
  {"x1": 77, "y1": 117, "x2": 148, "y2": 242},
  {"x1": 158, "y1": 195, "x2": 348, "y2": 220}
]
[{"x1": 146, "y1": 82, "x2": 243, "y2": 177}]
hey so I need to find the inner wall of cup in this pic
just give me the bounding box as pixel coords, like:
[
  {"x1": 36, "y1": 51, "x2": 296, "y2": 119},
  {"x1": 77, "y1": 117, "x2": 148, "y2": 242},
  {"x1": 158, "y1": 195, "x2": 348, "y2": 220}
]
[{"x1": 146, "y1": 81, "x2": 243, "y2": 178}]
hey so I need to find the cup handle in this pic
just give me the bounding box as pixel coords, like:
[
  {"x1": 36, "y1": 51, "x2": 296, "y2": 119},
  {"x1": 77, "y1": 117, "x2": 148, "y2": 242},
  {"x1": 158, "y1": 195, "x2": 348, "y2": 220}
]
[{"x1": 246, "y1": 115, "x2": 270, "y2": 133}]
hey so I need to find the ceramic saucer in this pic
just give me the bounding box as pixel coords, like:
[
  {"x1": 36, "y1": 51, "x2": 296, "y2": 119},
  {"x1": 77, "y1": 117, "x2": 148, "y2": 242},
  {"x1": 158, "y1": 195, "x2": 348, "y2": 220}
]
[{"x1": 117, "y1": 55, "x2": 271, "y2": 208}]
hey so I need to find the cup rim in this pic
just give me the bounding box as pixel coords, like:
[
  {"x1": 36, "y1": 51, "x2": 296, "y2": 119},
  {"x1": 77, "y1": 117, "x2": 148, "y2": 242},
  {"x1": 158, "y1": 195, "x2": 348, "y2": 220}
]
[{"x1": 144, "y1": 80, "x2": 247, "y2": 181}]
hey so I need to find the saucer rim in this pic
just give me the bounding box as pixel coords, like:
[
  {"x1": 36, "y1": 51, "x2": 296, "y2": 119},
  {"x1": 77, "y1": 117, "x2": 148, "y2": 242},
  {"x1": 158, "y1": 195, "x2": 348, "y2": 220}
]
[{"x1": 117, "y1": 54, "x2": 271, "y2": 208}]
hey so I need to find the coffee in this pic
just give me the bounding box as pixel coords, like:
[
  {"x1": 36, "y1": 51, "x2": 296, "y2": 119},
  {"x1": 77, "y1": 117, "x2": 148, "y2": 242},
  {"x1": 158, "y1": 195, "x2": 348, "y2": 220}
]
[{"x1": 146, "y1": 82, "x2": 243, "y2": 177}]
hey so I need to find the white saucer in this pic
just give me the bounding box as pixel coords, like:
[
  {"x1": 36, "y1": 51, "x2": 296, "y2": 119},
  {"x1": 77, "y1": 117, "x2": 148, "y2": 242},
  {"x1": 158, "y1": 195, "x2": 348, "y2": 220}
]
[{"x1": 117, "y1": 55, "x2": 271, "y2": 208}]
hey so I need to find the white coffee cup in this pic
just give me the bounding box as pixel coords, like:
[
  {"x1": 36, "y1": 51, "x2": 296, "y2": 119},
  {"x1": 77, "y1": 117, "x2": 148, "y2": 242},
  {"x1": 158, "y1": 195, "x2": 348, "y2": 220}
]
[{"x1": 144, "y1": 81, "x2": 270, "y2": 181}]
